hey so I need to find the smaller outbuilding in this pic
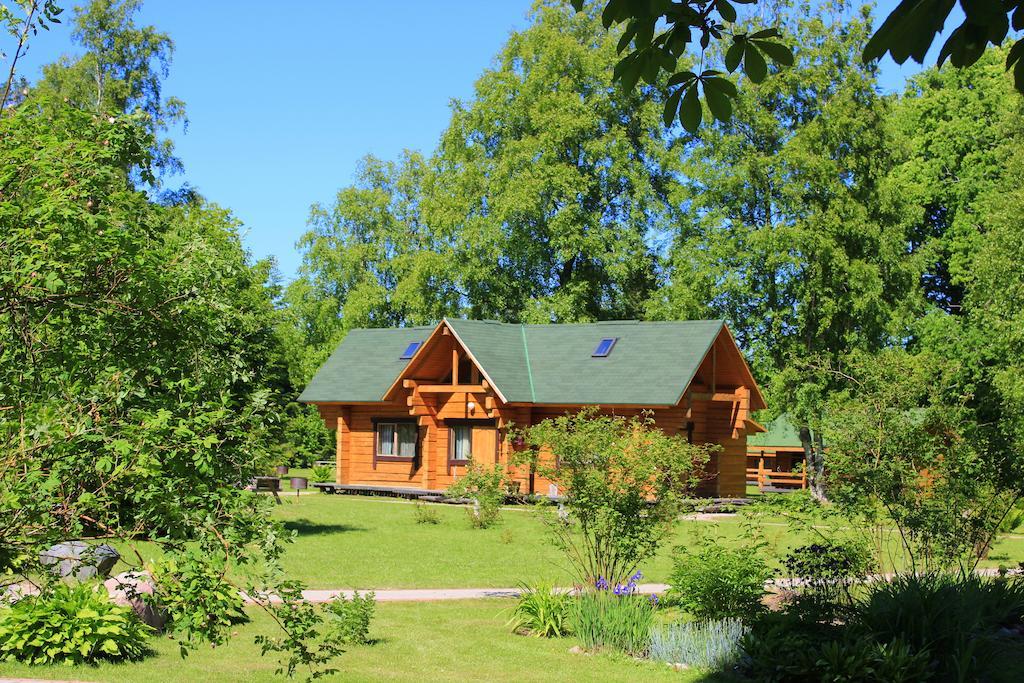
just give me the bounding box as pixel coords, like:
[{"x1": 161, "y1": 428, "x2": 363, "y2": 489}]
[{"x1": 746, "y1": 414, "x2": 807, "y2": 490}]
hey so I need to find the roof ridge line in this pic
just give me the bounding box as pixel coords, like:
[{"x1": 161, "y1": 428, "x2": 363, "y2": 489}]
[{"x1": 520, "y1": 324, "x2": 536, "y2": 403}]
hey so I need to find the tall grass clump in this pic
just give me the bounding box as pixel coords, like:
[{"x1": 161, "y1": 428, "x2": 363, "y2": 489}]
[
  {"x1": 509, "y1": 583, "x2": 571, "y2": 637},
  {"x1": 850, "y1": 572, "x2": 1024, "y2": 676},
  {"x1": 649, "y1": 619, "x2": 747, "y2": 671}
]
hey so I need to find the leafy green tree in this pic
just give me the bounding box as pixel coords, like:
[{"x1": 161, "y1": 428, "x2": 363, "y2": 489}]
[
  {"x1": 289, "y1": 0, "x2": 685, "y2": 339},
  {"x1": 891, "y1": 48, "x2": 1021, "y2": 313},
  {"x1": 822, "y1": 350, "x2": 1019, "y2": 573},
  {"x1": 30, "y1": 0, "x2": 186, "y2": 176},
  {"x1": 647, "y1": 3, "x2": 920, "y2": 496},
  {"x1": 568, "y1": 0, "x2": 794, "y2": 130},
  {"x1": 1, "y1": 1, "x2": 63, "y2": 110},
  {"x1": 0, "y1": 81, "x2": 334, "y2": 680},
  {"x1": 430, "y1": 1, "x2": 678, "y2": 323}
]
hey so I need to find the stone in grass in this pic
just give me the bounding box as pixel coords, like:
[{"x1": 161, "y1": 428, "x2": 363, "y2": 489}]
[
  {"x1": 39, "y1": 541, "x2": 120, "y2": 580},
  {"x1": 105, "y1": 571, "x2": 167, "y2": 631}
]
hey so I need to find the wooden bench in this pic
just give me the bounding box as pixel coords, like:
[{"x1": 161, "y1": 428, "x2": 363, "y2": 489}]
[{"x1": 252, "y1": 476, "x2": 282, "y2": 504}]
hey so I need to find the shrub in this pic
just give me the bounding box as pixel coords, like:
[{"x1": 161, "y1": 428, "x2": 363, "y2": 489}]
[
  {"x1": 783, "y1": 539, "x2": 871, "y2": 621},
  {"x1": 310, "y1": 464, "x2": 334, "y2": 483},
  {"x1": 0, "y1": 583, "x2": 152, "y2": 665},
  {"x1": 151, "y1": 555, "x2": 247, "y2": 652},
  {"x1": 572, "y1": 575, "x2": 655, "y2": 656},
  {"x1": 509, "y1": 583, "x2": 572, "y2": 637},
  {"x1": 324, "y1": 591, "x2": 375, "y2": 645},
  {"x1": 412, "y1": 502, "x2": 441, "y2": 525},
  {"x1": 446, "y1": 462, "x2": 509, "y2": 529},
  {"x1": 668, "y1": 540, "x2": 771, "y2": 620},
  {"x1": 516, "y1": 409, "x2": 713, "y2": 585},
  {"x1": 648, "y1": 618, "x2": 747, "y2": 671}
]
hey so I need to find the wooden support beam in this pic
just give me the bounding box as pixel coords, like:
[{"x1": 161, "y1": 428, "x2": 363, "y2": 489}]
[
  {"x1": 402, "y1": 379, "x2": 418, "y2": 389},
  {"x1": 417, "y1": 384, "x2": 487, "y2": 393},
  {"x1": 691, "y1": 391, "x2": 743, "y2": 402},
  {"x1": 452, "y1": 348, "x2": 459, "y2": 385},
  {"x1": 481, "y1": 379, "x2": 490, "y2": 391},
  {"x1": 484, "y1": 396, "x2": 496, "y2": 410},
  {"x1": 711, "y1": 344, "x2": 717, "y2": 395}
]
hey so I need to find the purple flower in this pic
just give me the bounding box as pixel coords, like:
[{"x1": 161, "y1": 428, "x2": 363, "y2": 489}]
[
  {"x1": 613, "y1": 583, "x2": 625, "y2": 596},
  {"x1": 595, "y1": 576, "x2": 609, "y2": 591},
  {"x1": 648, "y1": 593, "x2": 659, "y2": 606},
  {"x1": 632, "y1": 570, "x2": 643, "y2": 581}
]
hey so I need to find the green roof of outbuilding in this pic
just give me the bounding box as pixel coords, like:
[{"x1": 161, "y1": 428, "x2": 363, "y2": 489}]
[
  {"x1": 747, "y1": 414, "x2": 804, "y2": 448},
  {"x1": 297, "y1": 326, "x2": 433, "y2": 403},
  {"x1": 300, "y1": 318, "x2": 728, "y2": 406}
]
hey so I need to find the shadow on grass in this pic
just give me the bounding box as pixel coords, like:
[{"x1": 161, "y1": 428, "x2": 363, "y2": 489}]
[{"x1": 283, "y1": 518, "x2": 367, "y2": 536}]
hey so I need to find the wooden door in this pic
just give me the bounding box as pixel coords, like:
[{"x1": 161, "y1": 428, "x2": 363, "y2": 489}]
[{"x1": 471, "y1": 426, "x2": 498, "y2": 464}]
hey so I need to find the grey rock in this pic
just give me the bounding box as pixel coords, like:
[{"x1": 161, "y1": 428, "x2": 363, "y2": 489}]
[{"x1": 40, "y1": 541, "x2": 120, "y2": 580}]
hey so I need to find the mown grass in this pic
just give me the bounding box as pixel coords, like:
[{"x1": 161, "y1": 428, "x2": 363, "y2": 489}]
[
  {"x1": 270, "y1": 493, "x2": 1024, "y2": 589},
  {"x1": 0, "y1": 600, "x2": 733, "y2": 683}
]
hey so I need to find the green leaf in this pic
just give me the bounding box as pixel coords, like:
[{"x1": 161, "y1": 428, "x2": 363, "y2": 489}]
[
  {"x1": 744, "y1": 44, "x2": 768, "y2": 83},
  {"x1": 666, "y1": 70, "x2": 696, "y2": 87},
  {"x1": 703, "y1": 76, "x2": 738, "y2": 98},
  {"x1": 704, "y1": 83, "x2": 733, "y2": 122},
  {"x1": 663, "y1": 88, "x2": 684, "y2": 126},
  {"x1": 749, "y1": 27, "x2": 781, "y2": 39},
  {"x1": 725, "y1": 39, "x2": 745, "y2": 72},
  {"x1": 753, "y1": 40, "x2": 794, "y2": 66},
  {"x1": 678, "y1": 85, "x2": 702, "y2": 133},
  {"x1": 716, "y1": 0, "x2": 737, "y2": 23}
]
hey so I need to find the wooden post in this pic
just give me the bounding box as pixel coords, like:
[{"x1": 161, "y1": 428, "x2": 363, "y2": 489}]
[
  {"x1": 757, "y1": 456, "x2": 765, "y2": 491},
  {"x1": 711, "y1": 343, "x2": 717, "y2": 395},
  {"x1": 452, "y1": 348, "x2": 459, "y2": 385},
  {"x1": 336, "y1": 407, "x2": 351, "y2": 485}
]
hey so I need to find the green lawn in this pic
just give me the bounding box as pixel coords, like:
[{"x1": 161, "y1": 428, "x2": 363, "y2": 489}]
[
  {"x1": 271, "y1": 493, "x2": 1024, "y2": 589},
  {"x1": 0, "y1": 600, "x2": 728, "y2": 683}
]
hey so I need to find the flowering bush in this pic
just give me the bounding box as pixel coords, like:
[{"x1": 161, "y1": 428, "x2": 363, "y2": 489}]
[{"x1": 572, "y1": 572, "x2": 655, "y2": 655}]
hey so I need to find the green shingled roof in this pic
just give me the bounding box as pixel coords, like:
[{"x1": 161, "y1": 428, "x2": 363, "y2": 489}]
[
  {"x1": 297, "y1": 326, "x2": 433, "y2": 403},
  {"x1": 300, "y1": 319, "x2": 728, "y2": 406},
  {"x1": 747, "y1": 414, "x2": 804, "y2": 448}
]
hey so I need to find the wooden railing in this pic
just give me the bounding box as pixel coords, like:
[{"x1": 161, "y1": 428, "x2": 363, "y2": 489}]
[{"x1": 746, "y1": 457, "x2": 806, "y2": 491}]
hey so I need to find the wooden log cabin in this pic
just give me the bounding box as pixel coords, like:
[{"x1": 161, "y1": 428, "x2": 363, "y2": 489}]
[{"x1": 299, "y1": 319, "x2": 767, "y2": 498}]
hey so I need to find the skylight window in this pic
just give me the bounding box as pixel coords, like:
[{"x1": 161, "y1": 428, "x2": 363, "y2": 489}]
[
  {"x1": 592, "y1": 337, "x2": 617, "y2": 357},
  {"x1": 400, "y1": 341, "x2": 423, "y2": 359}
]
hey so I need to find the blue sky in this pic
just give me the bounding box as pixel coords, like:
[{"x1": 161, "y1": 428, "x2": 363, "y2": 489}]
[{"x1": 12, "y1": 0, "x2": 954, "y2": 282}]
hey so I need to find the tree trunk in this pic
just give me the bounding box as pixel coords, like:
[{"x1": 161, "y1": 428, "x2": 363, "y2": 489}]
[{"x1": 800, "y1": 425, "x2": 828, "y2": 501}]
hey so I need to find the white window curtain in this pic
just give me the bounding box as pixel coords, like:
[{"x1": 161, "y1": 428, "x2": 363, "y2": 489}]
[
  {"x1": 452, "y1": 425, "x2": 472, "y2": 460},
  {"x1": 397, "y1": 423, "x2": 417, "y2": 457},
  {"x1": 377, "y1": 423, "x2": 395, "y2": 456}
]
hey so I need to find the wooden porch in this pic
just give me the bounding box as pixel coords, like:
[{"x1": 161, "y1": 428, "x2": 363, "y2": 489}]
[{"x1": 746, "y1": 456, "x2": 807, "y2": 492}]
